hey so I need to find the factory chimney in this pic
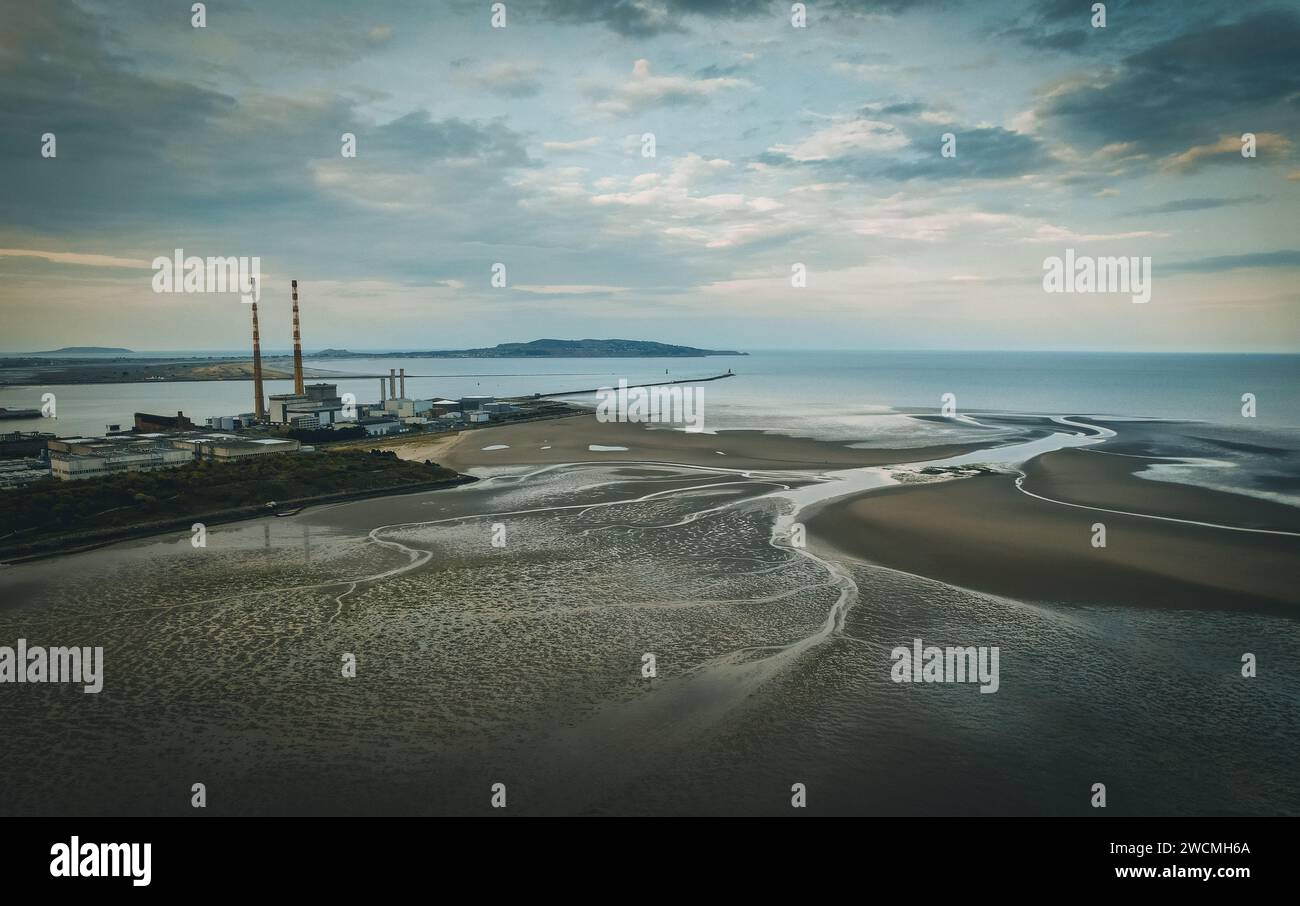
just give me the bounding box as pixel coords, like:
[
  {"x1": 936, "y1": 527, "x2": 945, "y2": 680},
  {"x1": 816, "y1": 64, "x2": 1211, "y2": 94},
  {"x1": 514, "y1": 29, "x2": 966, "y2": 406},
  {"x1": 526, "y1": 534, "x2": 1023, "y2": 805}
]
[
  {"x1": 399, "y1": 368, "x2": 406, "y2": 399},
  {"x1": 379, "y1": 378, "x2": 386, "y2": 402},
  {"x1": 291, "y1": 279, "x2": 305, "y2": 394},
  {"x1": 250, "y1": 281, "x2": 266, "y2": 421},
  {"x1": 388, "y1": 368, "x2": 397, "y2": 400}
]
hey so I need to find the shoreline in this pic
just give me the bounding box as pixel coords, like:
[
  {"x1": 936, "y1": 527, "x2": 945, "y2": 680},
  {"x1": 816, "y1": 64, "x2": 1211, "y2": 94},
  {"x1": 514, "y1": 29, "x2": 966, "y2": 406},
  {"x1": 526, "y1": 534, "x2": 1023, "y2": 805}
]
[{"x1": 381, "y1": 413, "x2": 994, "y2": 472}]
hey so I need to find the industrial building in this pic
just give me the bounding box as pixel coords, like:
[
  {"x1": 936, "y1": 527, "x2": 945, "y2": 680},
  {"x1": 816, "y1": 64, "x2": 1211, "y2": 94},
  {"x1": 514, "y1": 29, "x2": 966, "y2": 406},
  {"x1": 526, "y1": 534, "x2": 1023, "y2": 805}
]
[
  {"x1": 268, "y1": 382, "x2": 346, "y2": 428},
  {"x1": 0, "y1": 458, "x2": 51, "y2": 489},
  {"x1": 168, "y1": 435, "x2": 301, "y2": 461},
  {"x1": 48, "y1": 436, "x2": 194, "y2": 481},
  {"x1": 205, "y1": 413, "x2": 258, "y2": 431},
  {"x1": 0, "y1": 431, "x2": 55, "y2": 458},
  {"x1": 376, "y1": 368, "x2": 419, "y2": 418},
  {"x1": 359, "y1": 416, "x2": 401, "y2": 436},
  {"x1": 46, "y1": 430, "x2": 302, "y2": 481}
]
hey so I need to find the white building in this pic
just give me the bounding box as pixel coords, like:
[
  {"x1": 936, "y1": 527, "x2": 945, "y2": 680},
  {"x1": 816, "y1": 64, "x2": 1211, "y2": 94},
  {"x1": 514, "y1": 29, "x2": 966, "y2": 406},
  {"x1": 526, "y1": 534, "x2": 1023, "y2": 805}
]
[
  {"x1": 168, "y1": 435, "x2": 300, "y2": 461},
  {"x1": 359, "y1": 417, "x2": 401, "y2": 436},
  {"x1": 269, "y1": 384, "x2": 345, "y2": 427},
  {"x1": 48, "y1": 436, "x2": 193, "y2": 481}
]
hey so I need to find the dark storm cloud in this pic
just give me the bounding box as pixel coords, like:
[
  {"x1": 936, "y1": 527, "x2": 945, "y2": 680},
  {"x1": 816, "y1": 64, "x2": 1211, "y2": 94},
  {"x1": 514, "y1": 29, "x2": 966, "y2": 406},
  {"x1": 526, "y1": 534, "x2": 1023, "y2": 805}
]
[
  {"x1": 1039, "y1": 9, "x2": 1300, "y2": 156},
  {"x1": 0, "y1": 0, "x2": 533, "y2": 239},
  {"x1": 996, "y1": 0, "x2": 1230, "y2": 55},
  {"x1": 1125, "y1": 195, "x2": 1267, "y2": 217}
]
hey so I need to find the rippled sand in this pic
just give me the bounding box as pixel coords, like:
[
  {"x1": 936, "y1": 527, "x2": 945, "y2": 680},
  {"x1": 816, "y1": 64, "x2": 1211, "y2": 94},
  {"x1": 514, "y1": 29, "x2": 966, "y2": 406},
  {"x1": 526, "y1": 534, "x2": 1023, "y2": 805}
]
[{"x1": 1, "y1": 456, "x2": 1297, "y2": 815}]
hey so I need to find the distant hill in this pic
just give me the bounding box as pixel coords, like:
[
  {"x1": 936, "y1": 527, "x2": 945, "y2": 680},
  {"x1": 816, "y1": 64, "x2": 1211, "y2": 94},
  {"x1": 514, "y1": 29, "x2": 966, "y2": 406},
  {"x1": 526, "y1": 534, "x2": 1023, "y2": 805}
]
[
  {"x1": 310, "y1": 339, "x2": 746, "y2": 358},
  {"x1": 31, "y1": 346, "x2": 133, "y2": 354}
]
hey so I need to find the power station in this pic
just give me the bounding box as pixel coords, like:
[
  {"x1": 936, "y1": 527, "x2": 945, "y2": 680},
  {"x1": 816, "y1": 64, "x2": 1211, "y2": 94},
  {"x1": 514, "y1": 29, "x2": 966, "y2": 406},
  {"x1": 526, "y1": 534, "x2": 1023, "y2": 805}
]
[{"x1": 252, "y1": 280, "x2": 337, "y2": 427}]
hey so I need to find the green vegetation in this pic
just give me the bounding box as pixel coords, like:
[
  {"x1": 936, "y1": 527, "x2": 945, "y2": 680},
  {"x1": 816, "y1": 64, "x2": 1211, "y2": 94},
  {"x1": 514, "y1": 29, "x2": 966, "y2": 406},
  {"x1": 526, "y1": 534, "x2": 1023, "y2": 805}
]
[{"x1": 0, "y1": 449, "x2": 460, "y2": 557}]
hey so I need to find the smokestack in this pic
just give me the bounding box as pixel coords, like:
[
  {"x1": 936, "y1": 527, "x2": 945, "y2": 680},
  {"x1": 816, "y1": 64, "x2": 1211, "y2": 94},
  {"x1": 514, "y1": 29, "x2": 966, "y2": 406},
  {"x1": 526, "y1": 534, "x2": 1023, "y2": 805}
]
[
  {"x1": 388, "y1": 368, "x2": 397, "y2": 400},
  {"x1": 379, "y1": 378, "x2": 386, "y2": 402},
  {"x1": 399, "y1": 368, "x2": 406, "y2": 399},
  {"x1": 250, "y1": 286, "x2": 266, "y2": 421},
  {"x1": 291, "y1": 279, "x2": 305, "y2": 395}
]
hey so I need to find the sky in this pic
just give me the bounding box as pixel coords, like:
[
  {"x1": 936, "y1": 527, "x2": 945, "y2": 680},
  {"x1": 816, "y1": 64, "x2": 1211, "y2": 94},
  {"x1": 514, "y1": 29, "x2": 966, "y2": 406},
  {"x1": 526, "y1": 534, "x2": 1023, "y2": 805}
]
[{"x1": 1, "y1": 0, "x2": 1298, "y2": 353}]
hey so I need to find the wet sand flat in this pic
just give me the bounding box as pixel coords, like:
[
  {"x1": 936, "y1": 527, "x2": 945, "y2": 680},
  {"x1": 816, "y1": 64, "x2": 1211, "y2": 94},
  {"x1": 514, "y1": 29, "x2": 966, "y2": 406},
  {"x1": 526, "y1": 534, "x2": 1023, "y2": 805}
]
[
  {"x1": 806, "y1": 469, "x2": 1300, "y2": 613},
  {"x1": 1022, "y1": 447, "x2": 1300, "y2": 532},
  {"x1": 389, "y1": 414, "x2": 985, "y2": 471}
]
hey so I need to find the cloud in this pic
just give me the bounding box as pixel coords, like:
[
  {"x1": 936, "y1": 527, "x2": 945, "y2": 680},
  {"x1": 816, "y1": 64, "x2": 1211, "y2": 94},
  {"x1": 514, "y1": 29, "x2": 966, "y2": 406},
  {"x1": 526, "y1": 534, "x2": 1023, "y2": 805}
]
[
  {"x1": 543, "y1": 137, "x2": 603, "y2": 152},
  {"x1": 1037, "y1": 10, "x2": 1300, "y2": 158},
  {"x1": 480, "y1": 63, "x2": 547, "y2": 98},
  {"x1": 589, "y1": 153, "x2": 796, "y2": 248},
  {"x1": 763, "y1": 112, "x2": 1045, "y2": 183},
  {"x1": 588, "y1": 59, "x2": 749, "y2": 116},
  {"x1": 536, "y1": 0, "x2": 948, "y2": 36},
  {"x1": 1124, "y1": 195, "x2": 1267, "y2": 217},
  {"x1": 996, "y1": 0, "x2": 1236, "y2": 55},
  {"x1": 3, "y1": 0, "x2": 1294, "y2": 353},
  {"x1": 846, "y1": 207, "x2": 1017, "y2": 243},
  {"x1": 768, "y1": 118, "x2": 909, "y2": 161},
  {"x1": 1021, "y1": 225, "x2": 1161, "y2": 243},
  {"x1": 1165, "y1": 250, "x2": 1300, "y2": 274},
  {"x1": 536, "y1": 0, "x2": 688, "y2": 37},
  {"x1": 1162, "y1": 133, "x2": 1293, "y2": 173},
  {"x1": 0, "y1": 248, "x2": 152, "y2": 269},
  {"x1": 514, "y1": 284, "x2": 629, "y2": 295},
  {"x1": 881, "y1": 126, "x2": 1044, "y2": 180},
  {"x1": 847, "y1": 205, "x2": 1019, "y2": 244},
  {"x1": 832, "y1": 61, "x2": 899, "y2": 78}
]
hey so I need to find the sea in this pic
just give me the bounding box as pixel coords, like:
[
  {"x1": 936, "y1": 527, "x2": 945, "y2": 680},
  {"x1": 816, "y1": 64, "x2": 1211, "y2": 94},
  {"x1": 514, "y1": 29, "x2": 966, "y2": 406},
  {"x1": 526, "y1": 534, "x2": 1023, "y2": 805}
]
[
  {"x1": 3, "y1": 349, "x2": 1297, "y2": 437},
  {"x1": 5, "y1": 349, "x2": 1296, "y2": 501}
]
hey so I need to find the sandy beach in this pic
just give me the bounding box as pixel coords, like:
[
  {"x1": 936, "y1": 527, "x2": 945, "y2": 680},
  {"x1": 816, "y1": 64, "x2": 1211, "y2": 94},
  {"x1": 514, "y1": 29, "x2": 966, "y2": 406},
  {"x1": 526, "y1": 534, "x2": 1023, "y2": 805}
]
[
  {"x1": 384, "y1": 414, "x2": 1300, "y2": 613},
  {"x1": 381, "y1": 413, "x2": 985, "y2": 471},
  {"x1": 807, "y1": 448, "x2": 1300, "y2": 612},
  {"x1": 1022, "y1": 446, "x2": 1300, "y2": 532}
]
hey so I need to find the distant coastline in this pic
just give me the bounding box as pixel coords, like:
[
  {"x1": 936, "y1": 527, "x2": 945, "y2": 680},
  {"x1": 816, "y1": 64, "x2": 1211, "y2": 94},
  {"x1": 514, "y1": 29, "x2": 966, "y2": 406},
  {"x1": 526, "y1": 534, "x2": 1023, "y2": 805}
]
[
  {"x1": 0, "y1": 338, "x2": 747, "y2": 386},
  {"x1": 28, "y1": 346, "x2": 134, "y2": 355},
  {"x1": 311, "y1": 339, "x2": 749, "y2": 358}
]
